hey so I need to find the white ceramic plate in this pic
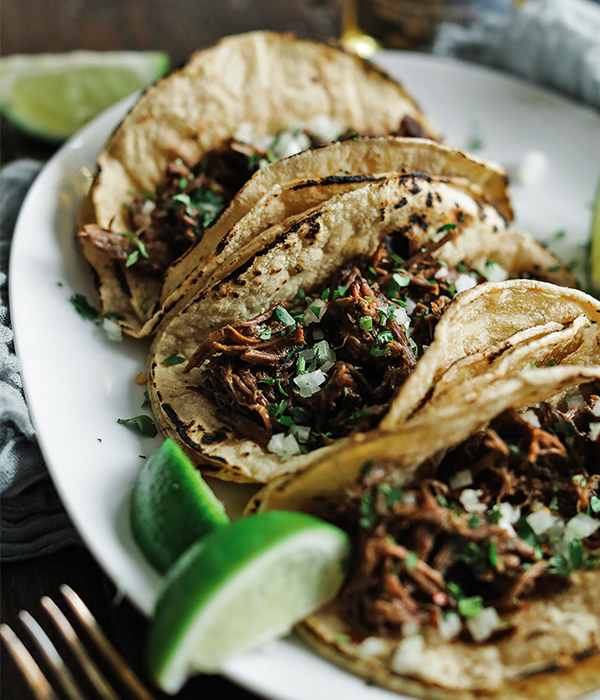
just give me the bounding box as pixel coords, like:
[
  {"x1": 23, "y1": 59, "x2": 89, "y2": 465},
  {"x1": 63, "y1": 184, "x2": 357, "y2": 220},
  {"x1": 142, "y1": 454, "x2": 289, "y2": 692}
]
[{"x1": 10, "y1": 53, "x2": 600, "y2": 700}]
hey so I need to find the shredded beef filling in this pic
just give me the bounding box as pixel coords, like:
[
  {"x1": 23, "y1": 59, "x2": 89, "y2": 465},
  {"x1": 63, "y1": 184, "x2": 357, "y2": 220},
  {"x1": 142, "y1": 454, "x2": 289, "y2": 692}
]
[
  {"x1": 329, "y1": 397, "x2": 600, "y2": 640},
  {"x1": 82, "y1": 119, "x2": 431, "y2": 278},
  {"x1": 185, "y1": 224, "x2": 486, "y2": 453}
]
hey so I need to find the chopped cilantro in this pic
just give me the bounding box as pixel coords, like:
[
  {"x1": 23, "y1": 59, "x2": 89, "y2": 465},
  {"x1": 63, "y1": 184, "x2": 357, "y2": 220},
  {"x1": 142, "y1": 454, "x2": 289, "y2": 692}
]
[
  {"x1": 468, "y1": 514, "x2": 481, "y2": 529},
  {"x1": 142, "y1": 390, "x2": 150, "y2": 408},
  {"x1": 117, "y1": 415, "x2": 157, "y2": 437},
  {"x1": 320, "y1": 287, "x2": 330, "y2": 300},
  {"x1": 360, "y1": 460, "x2": 373, "y2": 478},
  {"x1": 359, "y1": 316, "x2": 373, "y2": 333},
  {"x1": 370, "y1": 347, "x2": 390, "y2": 357},
  {"x1": 274, "y1": 306, "x2": 296, "y2": 327},
  {"x1": 590, "y1": 495, "x2": 600, "y2": 513},
  {"x1": 331, "y1": 285, "x2": 348, "y2": 301},
  {"x1": 554, "y1": 230, "x2": 566, "y2": 239},
  {"x1": 458, "y1": 595, "x2": 484, "y2": 618},
  {"x1": 405, "y1": 551, "x2": 418, "y2": 570},
  {"x1": 548, "y1": 264, "x2": 561, "y2": 272},
  {"x1": 296, "y1": 356, "x2": 306, "y2": 375},
  {"x1": 70, "y1": 293, "x2": 99, "y2": 323},
  {"x1": 178, "y1": 177, "x2": 188, "y2": 190},
  {"x1": 437, "y1": 223, "x2": 457, "y2": 234},
  {"x1": 291, "y1": 406, "x2": 311, "y2": 424},
  {"x1": 387, "y1": 272, "x2": 411, "y2": 298},
  {"x1": 489, "y1": 541, "x2": 498, "y2": 568},
  {"x1": 164, "y1": 353, "x2": 186, "y2": 365},
  {"x1": 359, "y1": 491, "x2": 377, "y2": 529},
  {"x1": 377, "y1": 329, "x2": 393, "y2": 345},
  {"x1": 259, "y1": 327, "x2": 272, "y2": 341}
]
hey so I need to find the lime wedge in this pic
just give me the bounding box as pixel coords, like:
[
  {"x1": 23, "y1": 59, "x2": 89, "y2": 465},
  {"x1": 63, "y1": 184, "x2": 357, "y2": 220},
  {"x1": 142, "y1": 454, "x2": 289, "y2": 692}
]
[
  {"x1": 0, "y1": 50, "x2": 170, "y2": 141},
  {"x1": 147, "y1": 511, "x2": 350, "y2": 693},
  {"x1": 130, "y1": 439, "x2": 229, "y2": 573},
  {"x1": 590, "y1": 177, "x2": 600, "y2": 296}
]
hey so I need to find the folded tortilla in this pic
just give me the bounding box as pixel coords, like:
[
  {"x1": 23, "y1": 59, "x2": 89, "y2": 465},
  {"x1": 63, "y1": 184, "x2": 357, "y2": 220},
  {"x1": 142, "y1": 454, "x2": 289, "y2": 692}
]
[
  {"x1": 76, "y1": 31, "x2": 443, "y2": 336},
  {"x1": 148, "y1": 163, "x2": 576, "y2": 483},
  {"x1": 252, "y1": 363, "x2": 600, "y2": 699}
]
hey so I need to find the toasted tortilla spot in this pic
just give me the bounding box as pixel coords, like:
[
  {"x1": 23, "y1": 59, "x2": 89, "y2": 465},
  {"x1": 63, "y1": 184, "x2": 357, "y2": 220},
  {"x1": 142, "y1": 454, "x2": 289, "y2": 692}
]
[{"x1": 200, "y1": 431, "x2": 228, "y2": 445}]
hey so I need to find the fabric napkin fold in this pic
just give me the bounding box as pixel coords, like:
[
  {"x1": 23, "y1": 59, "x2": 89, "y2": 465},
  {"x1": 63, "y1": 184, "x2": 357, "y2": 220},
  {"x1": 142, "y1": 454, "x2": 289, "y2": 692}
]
[
  {"x1": 433, "y1": 0, "x2": 600, "y2": 111},
  {"x1": 1, "y1": 160, "x2": 82, "y2": 561}
]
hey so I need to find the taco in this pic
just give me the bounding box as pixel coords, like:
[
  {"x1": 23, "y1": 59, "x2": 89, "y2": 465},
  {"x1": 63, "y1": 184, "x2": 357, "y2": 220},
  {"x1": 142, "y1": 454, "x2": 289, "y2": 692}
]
[
  {"x1": 148, "y1": 152, "x2": 576, "y2": 484},
  {"x1": 146, "y1": 136, "x2": 514, "y2": 338},
  {"x1": 252, "y1": 361, "x2": 600, "y2": 699},
  {"x1": 76, "y1": 31, "x2": 441, "y2": 337}
]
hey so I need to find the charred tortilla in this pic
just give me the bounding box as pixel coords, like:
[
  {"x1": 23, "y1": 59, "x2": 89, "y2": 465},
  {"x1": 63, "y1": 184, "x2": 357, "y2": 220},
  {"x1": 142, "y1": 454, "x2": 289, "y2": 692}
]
[
  {"x1": 76, "y1": 31, "x2": 442, "y2": 337},
  {"x1": 148, "y1": 168, "x2": 575, "y2": 483},
  {"x1": 253, "y1": 364, "x2": 600, "y2": 699}
]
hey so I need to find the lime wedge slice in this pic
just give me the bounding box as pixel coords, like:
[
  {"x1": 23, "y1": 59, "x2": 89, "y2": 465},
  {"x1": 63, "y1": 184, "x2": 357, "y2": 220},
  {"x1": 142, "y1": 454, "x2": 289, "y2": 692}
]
[
  {"x1": 148, "y1": 511, "x2": 350, "y2": 693},
  {"x1": 0, "y1": 50, "x2": 170, "y2": 141},
  {"x1": 131, "y1": 439, "x2": 229, "y2": 573},
  {"x1": 590, "y1": 177, "x2": 600, "y2": 296}
]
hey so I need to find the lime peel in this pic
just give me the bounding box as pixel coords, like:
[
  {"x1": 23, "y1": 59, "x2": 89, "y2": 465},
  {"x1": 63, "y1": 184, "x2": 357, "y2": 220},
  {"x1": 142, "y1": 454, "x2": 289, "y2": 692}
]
[
  {"x1": 148, "y1": 511, "x2": 350, "y2": 693},
  {"x1": 0, "y1": 50, "x2": 170, "y2": 141},
  {"x1": 130, "y1": 439, "x2": 229, "y2": 573}
]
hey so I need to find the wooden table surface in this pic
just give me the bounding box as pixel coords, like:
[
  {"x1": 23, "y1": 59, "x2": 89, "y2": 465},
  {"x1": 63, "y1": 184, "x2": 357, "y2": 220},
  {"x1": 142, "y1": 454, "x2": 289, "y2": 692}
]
[{"x1": 1, "y1": 2, "x2": 342, "y2": 698}]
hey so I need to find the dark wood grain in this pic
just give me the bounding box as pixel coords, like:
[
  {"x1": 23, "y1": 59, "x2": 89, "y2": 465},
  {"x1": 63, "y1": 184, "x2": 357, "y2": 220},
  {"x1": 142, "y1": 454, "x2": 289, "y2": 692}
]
[
  {"x1": 0, "y1": 0, "x2": 342, "y2": 66},
  {"x1": 1, "y1": 546, "x2": 262, "y2": 699}
]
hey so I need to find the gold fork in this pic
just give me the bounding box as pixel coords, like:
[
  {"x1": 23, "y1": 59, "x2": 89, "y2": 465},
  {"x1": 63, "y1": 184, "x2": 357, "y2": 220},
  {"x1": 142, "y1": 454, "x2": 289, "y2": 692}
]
[{"x1": 1, "y1": 584, "x2": 156, "y2": 700}]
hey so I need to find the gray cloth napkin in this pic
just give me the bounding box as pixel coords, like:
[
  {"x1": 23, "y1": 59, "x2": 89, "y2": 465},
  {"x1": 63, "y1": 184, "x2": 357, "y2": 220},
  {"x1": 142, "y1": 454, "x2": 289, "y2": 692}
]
[
  {"x1": 433, "y1": 0, "x2": 600, "y2": 111},
  {"x1": 1, "y1": 160, "x2": 82, "y2": 560}
]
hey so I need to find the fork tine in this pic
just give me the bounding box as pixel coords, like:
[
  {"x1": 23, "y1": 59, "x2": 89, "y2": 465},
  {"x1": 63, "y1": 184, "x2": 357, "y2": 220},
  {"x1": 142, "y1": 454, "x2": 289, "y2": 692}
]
[
  {"x1": 0, "y1": 623, "x2": 60, "y2": 700},
  {"x1": 19, "y1": 610, "x2": 88, "y2": 700},
  {"x1": 41, "y1": 596, "x2": 120, "y2": 700},
  {"x1": 60, "y1": 585, "x2": 157, "y2": 700}
]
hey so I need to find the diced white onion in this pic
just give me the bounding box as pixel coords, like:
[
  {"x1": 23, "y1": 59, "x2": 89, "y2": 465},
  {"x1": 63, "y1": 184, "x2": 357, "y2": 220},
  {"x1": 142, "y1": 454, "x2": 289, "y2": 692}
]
[
  {"x1": 526, "y1": 508, "x2": 558, "y2": 536},
  {"x1": 299, "y1": 347, "x2": 315, "y2": 362},
  {"x1": 401, "y1": 621, "x2": 420, "y2": 637},
  {"x1": 308, "y1": 114, "x2": 342, "y2": 143},
  {"x1": 391, "y1": 636, "x2": 425, "y2": 674},
  {"x1": 449, "y1": 469, "x2": 473, "y2": 490},
  {"x1": 233, "y1": 121, "x2": 255, "y2": 144},
  {"x1": 267, "y1": 433, "x2": 301, "y2": 457},
  {"x1": 459, "y1": 489, "x2": 487, "y2": 513},
  {"x1": 303, "y1": 299, "x2": 327, "y2": 324},
  {"x1": 103, "y1": 318, "x2": 122, "y2": 342},
  {"x1": 454, "y1": 273, "x2": 478, "y2": 294},
  {"x1": 589, "y1": 423, "x2": 600, "y2": 441},
  {"x1": 564, "y1": 513, "x2": 600, "y2": 542},
  {"x1": 141, "y1": 199, "x2": 155, "y2": 214},
  {"x1": 290, "y1": 425, "x2": 311, "y2": 444},
  {"x1": 520, "y1": 409, "x2": 541, "y2": 428},
  {"x1": 466, "y1": 607, "x2": 501, "y2": 643},
  {"x1": 496, "y1": 502, "x2": 521, "y2": 537},
  {"x1": 356, "y1": 636, "x2": 389, "y2": 659},
  {"x1": 566, "y1": 388, "x2": 586, "y2": 410},
  {"x1": 312, "y1": 328, "x2": 325, "y2": 341},
  {"x1": 403, "y1": 493, "x2": 417, "y2": 506},
  {"x1": 434, "y1": 266, "x2": 450, "y2": 280},
  {"x1": 272, "y1": 130, "x2": 312, "y2": 160},
  {"x1": 483, "y1": 261, "x2": 509, "y2": 283},
  {"x1": 314, "y1": 340, "x2": 336, "y2": 372},
  {"x1": 293, "y1": 369, "x2": 326, "y2": 397},
  {"x1": 591, "y1": 400, "x2": 600, "y2": 418},
  {"x1": 438, "y1": 612, "x2": 462, "y2": 641},
  {"x1": 391, "y1": 306, "x2": 410, "y2": 326},
  {"x1": 405, "y1": 298, "x2": 417, "y2": 316}
]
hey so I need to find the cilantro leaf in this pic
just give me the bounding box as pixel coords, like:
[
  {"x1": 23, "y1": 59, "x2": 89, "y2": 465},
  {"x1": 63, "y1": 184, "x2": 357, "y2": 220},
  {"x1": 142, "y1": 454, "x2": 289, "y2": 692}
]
[
  {"x1": 164, "y1": 354, "x2": 186, "y2": 365},
  {"x1": 70, "y1": 293, "x2": 100, "y2": 323},
  {"x1": 118, "y1": 415, "x2": 158, "y2": 437}
]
